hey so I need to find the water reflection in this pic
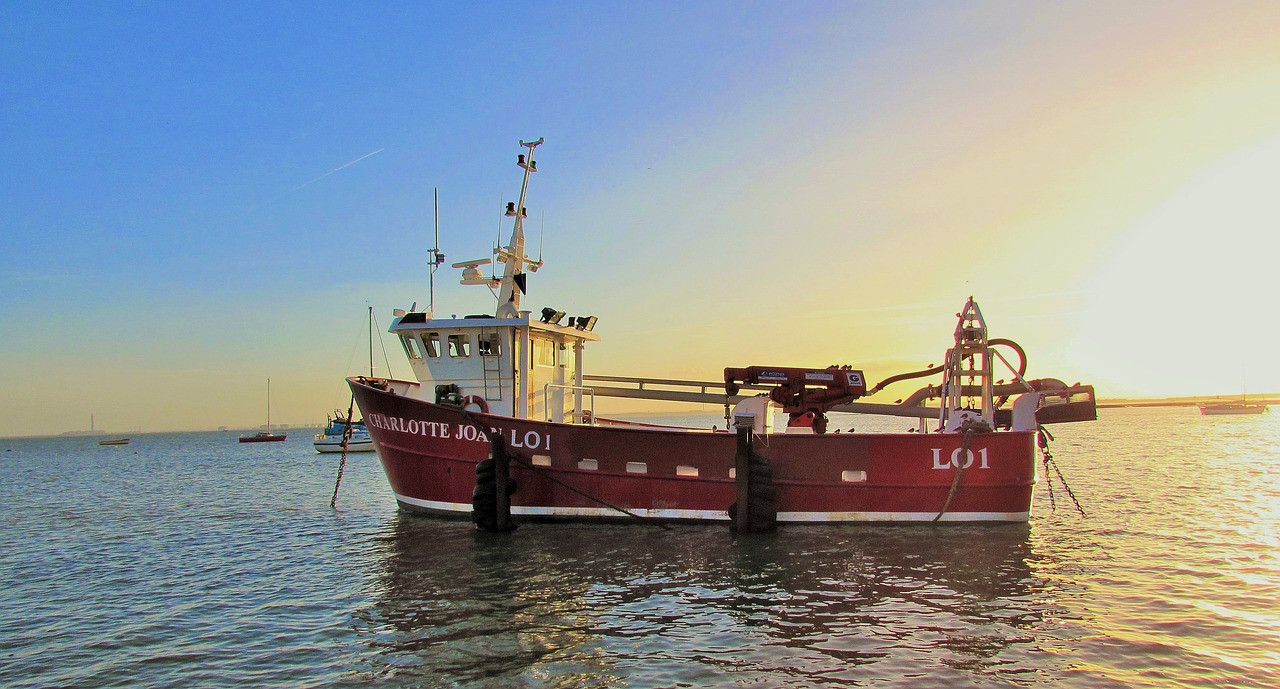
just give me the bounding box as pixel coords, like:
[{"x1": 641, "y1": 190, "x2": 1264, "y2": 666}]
[{"x1": 352, "y1": 516, "x2": 1062, "y2": 686}]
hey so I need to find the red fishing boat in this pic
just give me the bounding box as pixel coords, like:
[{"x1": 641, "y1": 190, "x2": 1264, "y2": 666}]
[
  {"x1": 239, "y1": 431, "x2": 287, "y2": 443},
  {"x1": 348, "y1": 139, "x2": 1096, "y2": 528}
]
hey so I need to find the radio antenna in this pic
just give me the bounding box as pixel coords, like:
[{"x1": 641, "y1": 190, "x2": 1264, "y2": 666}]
[
  {"x1": 427, "y1": 187, "x2": 445, "y2": 316},
  {"x1": 537, "y1": 211, "x2": 545, "y2": 264},
  {"x1": 493, "y1": 194, "x2": 505, "y2": 283}
]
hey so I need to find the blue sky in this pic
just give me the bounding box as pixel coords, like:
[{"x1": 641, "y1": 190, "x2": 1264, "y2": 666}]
[
  {"x1": 2, "y1": 1, "x2": 878, "y2": 340},
  {"x1": 4, "y1": 2, "x2": 1280, "y2": 435}
]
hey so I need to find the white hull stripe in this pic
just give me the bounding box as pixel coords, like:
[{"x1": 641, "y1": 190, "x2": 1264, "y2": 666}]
[
  {"x1": 314, "y1": 441, "x2": 375, "y2": 453},
  {"x1": 394, "y1": 494, "x2": 1027, "y2": 523}
]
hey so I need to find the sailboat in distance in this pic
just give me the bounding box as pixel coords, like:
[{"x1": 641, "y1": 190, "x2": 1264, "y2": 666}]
[
  {"x1": 1199, "y1": 395, "x2": 1269, "y2": 415},
  {"x1": 240, "y1": 378, "x2": 288, "y2": 442},
  {"x1": 1199, "y1": 375, "x2": 1269, "y2": 415}
]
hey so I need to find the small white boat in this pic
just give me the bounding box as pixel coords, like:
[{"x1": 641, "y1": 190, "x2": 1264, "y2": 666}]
[{"x1": 314, "y1": 412, "x2": 375, "y2": 453}]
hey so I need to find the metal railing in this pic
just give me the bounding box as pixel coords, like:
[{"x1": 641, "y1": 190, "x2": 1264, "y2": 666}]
[
  {"x1": 543, "y1": 383, "x2": 596, "y2": 424},
  {"x1": 581, "y1": 374, "x2": 770, "y2": 405}
]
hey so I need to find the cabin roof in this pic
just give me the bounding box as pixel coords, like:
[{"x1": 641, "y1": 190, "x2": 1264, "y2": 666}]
[{"x1": 390, "y1": 312, "x2": 601, "y2": 341}]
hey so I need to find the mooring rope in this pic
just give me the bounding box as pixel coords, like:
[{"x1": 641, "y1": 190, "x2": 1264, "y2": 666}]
[
  {"x1": 458, "y1": 409, "x2": 673, "y2": 530},
  {"x1": 934, "y1": 421, "x2": 978, "y2": 522},
  {"x1": 329, "y1": 395, "x2": 357, "y2": 509}
]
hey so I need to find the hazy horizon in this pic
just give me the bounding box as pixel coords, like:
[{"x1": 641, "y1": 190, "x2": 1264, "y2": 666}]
[{"x1": 9, "y1": 390, "x2": 1275, "y2": 440}]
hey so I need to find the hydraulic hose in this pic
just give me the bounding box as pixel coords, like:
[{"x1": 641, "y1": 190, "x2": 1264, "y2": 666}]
[{"x1": 866, "y1": 338, "x2": 1028, "y2": 398}]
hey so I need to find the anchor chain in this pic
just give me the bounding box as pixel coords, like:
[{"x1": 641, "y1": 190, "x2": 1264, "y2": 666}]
[
  {"x1": 1037, "y1": 425, "x2": 1086, "y2": 517},
  {"x1": 329, "y1": 395, "x2": 357, "y2": 508}
]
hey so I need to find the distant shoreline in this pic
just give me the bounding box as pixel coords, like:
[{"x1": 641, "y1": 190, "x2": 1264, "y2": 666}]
[
  {"x1": 1096, "y1": 395, "x2": 1280, "y2": 409},
  {"x1": 1, "y1": 426, "x2": 323, "y2": 441},
  {"x1": 4, "y1": 395, "x2": 1275, "y2": 440}
]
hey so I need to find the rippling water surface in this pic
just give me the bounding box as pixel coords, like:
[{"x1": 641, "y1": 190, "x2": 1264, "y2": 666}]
[{"x1": 1, "y1": 407, "x2": 1277, "y2": 687}]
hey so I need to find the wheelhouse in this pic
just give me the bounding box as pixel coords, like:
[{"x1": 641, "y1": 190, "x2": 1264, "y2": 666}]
[{"x1": 390, "y1": 310, "x2": 599, "y2": 422}]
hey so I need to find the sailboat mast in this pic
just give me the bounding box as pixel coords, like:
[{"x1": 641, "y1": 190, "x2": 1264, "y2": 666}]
[
  {"x1": 368, "y1": 305, "x2": 375, "y2": 377},
  {"x1": 266, "y1": 378, "x2": 271, "y2": 432}
]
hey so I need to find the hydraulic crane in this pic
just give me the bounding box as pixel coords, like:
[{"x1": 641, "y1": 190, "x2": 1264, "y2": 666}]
[{"x1": 723, "y1": 365, "x2": 868, "y2": 434}]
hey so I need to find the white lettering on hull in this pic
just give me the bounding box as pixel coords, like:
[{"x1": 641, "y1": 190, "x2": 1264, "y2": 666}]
[
  {"x1": 370, "y1": 413, "x2": 993, "y2": 471},
  {"x1": 510, "y1": 429, "x2": 549, "y2": 451},
  {"x1": 930, "y1": 447, "x2": 990, "y2": 469},
  {"x1": 366, "y1": 413, "x2": 550, "y2": 451}
]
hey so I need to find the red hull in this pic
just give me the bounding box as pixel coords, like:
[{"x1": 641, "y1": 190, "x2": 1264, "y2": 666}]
[
  {"x1": 349, "y1": 378, "x2": 1037, "y2": 523},
  {"x1": 239, "y1": 434, "x2": 287, "y2": 443}
]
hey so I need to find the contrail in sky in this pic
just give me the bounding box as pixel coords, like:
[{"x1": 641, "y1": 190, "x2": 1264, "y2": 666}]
[
  {"x1": 245, "y1": 147, "x2": 386, "y2": 214},
  {"x1": 291, "y1": 148, "x2": 385, "y2": 192}
]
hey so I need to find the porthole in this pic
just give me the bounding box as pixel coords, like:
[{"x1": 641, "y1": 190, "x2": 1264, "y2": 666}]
[{"x1": 841, "y1": 470, "x2": 867, "y2": 483}]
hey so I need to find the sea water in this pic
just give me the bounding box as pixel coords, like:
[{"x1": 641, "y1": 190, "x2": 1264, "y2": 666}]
[{"x1": 0, "y1": 407, "x2": 1277, "y2": 688}]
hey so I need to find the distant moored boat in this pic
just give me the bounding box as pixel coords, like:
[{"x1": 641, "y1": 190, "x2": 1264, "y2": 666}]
[
  {"x1": 314, "y1": 412, "x2": 373, "y2": 452},
  {"x1": 1199, "y1": 402, "x2": 1268, "y2": 415},
  {"x1": 239, "y1": 431, "x2": 287, "y2": 443},
  {"x1": 240, "y1": 378, "x2": 287, "y2": 442},
  {"x1": 98, "y1": 438, "x2": 131, "y2": 446}
]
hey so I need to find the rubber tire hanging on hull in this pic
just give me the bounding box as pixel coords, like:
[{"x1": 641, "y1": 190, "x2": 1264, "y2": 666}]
[
  {"x1": 472, "y1": 456, "x2": 517, "y2": 532},
  {"x1": 729, "y1": 452, "x2": 777, "y2": 532}
]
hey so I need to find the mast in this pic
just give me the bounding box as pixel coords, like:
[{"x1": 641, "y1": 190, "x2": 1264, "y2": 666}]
[
  {"x1": 368, "y1": 305, "x2": 375, "y2": 377},
  {"x1": 266, "y1": 378, "x2": 271, "y2": 432},
  {"x1": 493, "y1": 138, "x2": 544, "y2": 318},
  {"x1": 940, "y1": 298, "x2": 994, "y2": 430}
]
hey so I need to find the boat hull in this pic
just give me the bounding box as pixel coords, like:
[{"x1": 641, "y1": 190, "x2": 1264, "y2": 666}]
[
  {"x1": 1199, "y1": 404, "x2": 1267, "y2": 415},
  {"x1": 314, "y1": 436, "x2": 375, "y2": 453},
  {"x1": 350, "y1": 379, "x2": 1039, "y2": 524},
  {"x1": 239, "y1": 434, "x2": 287, "y2": 443}
]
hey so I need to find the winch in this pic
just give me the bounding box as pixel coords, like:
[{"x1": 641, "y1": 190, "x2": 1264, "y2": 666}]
[{"x1": 723, "y1": 365, "x2": 867, "y2": 434}]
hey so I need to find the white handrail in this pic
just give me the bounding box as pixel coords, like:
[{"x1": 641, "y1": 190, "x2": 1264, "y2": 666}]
[{"x1": 544, "y1": 383, "x2": 596, "y2": 424}]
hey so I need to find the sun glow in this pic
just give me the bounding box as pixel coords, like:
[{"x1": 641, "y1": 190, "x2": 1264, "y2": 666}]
[{"x1": 1072, "y1": 136, "x2": 1280, "y2": 397}]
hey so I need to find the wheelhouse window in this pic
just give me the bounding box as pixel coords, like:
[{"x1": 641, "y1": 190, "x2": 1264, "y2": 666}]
[
  {"x1": 422, "y1": 332, "x2": 441, "y2": 358},
  {"x1": 534, "y1": 338, "x2": 555, "y2": 367},
  {"x1": 478, "y1": 333, "x2": 500, "y2": 357},
  {"x1": 447, "y1": 334, "x2": 471, "y2": 358},
  {"x1": 400, "y1": 334, "x2": 422, "y2": 360}
]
